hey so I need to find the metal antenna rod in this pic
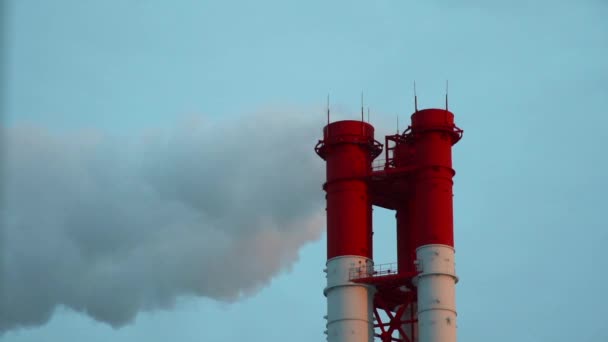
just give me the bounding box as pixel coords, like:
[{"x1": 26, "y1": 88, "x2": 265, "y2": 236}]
[
  {"x1": 367, "y1": 107, "x2": 370, "y2": 123},
  {"x1": 397, "y1": 115, "x2": 399, "y2": 134},
  {"x1": 361, "y1": 92, "x2": 364, "y2": 122},
  {"x1": 327, "y1": 94, "x2": 331, "y2": 136},
  {"x1": 445, "y1": 80, "x2": 449, "y2": 110},
  {"x1": 360, "y1": 92, "x2": 364, "y2": 134},
  {"x1": 414, "y1": 81, "x2": 418, "y2": 112}
]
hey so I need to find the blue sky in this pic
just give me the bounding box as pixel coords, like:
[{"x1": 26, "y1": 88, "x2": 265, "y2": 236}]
[{"x1": 2, "y1": 1, "x2": 608, "y2": 341}]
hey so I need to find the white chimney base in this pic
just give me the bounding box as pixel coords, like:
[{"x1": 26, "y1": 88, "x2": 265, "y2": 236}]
[
  {"x1": 414, "y1": 244, "x2": 458, "y2": 342},
  {"x1": 324, "y1": 256, "x2": 375, "y2": 342}
]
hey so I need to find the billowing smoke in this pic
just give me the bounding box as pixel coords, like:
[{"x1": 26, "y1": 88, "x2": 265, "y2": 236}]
[{"x1": 0, "y1": 110, "x2": 325, "y2": 331}]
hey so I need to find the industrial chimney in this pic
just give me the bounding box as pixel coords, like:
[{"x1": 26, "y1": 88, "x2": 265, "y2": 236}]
[{"x1": 315, "y1": 107, "x2": 463, "y2": 342}]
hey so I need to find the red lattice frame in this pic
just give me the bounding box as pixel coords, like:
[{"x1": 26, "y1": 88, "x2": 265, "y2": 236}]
[{"x1": 373, "y1": 288, "x2": 417, "y2": 342}]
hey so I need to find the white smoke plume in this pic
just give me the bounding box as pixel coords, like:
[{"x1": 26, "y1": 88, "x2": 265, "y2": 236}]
[{"x1": 0, "y1": 110, "x2": 325, "y2": 331}]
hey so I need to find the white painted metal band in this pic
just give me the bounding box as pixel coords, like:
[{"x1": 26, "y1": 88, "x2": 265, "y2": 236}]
[
  {"x1": 324, "y1": 255, "x2": 375, "y2": 342},
  {"x1": 414, "y1": 244, "x2": 458, "y2": 342}
]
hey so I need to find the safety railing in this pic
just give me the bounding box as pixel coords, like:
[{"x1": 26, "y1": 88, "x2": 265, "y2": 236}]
[{"x1": 349, "y1": 262, "x2": 398, "y2": 281}]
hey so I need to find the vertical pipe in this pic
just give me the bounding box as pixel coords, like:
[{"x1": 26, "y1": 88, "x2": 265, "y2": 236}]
[
  {"x1": 396, "y1": 198, "x2": 418, "y2": 342},
  {"x1": 396, "y1": 199, "x2": 417, "y2": 276},
  {"x1": 395, "y1": 140, "x2": 418, "y2": 342},
  {"x1": 410, "y1": 109, "x2": 460, "y2": 342},
  {"x1": 317, "y1": 120, "x2": 378, "y2": 342}
]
